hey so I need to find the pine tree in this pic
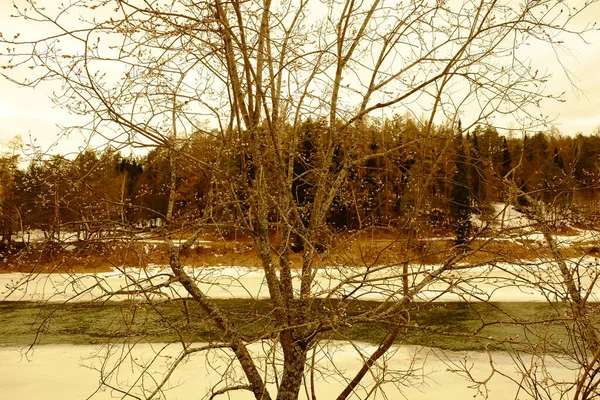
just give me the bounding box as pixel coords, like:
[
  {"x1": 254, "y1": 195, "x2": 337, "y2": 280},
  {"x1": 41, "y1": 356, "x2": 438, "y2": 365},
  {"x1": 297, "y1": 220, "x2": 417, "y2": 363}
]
[
  {"x1": 502, "y1": 137, "x2": 511, "y2": 178},
  {"x1": 450, "y1": 133, "x2": 472, "y2": 246},
  {"x1": 469, "y1": 131, "x2": 483, "y2": 209},
  {"x1": 518, "y1": 179, "x2": 530, "y2": 209},
  {"x1": 553, "y1": 147, "x2": 565, "y2": 170}
]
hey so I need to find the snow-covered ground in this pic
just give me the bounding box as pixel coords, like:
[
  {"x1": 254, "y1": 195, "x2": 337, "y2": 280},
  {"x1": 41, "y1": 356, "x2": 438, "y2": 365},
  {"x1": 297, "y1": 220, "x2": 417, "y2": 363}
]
[
  {"x1": 2, "y1": 257, "x2": 599, "y2": 302},
  {"x1": 472, "y1": 202, "x2": 600, "y2": 247},
  {"x1": 11, "y1": 228, "x2": 212, "y2": 247},
  {"x1": 480, "y1": 202, "x2": 535, "y2": 230},
  {"x1": 0, "y1": 342, "x2": 577, "y2": 399}
]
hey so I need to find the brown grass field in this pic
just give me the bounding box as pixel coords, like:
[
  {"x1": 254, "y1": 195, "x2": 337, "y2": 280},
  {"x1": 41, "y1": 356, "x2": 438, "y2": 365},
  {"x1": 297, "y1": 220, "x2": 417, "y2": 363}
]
[{"x1": 0, "y1": 227, "x2": 596, "y2": 273}]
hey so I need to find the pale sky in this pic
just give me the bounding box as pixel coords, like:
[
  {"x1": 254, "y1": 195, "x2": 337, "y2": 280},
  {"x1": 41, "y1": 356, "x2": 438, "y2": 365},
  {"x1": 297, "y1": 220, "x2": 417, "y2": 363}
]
[{"x1": 1, "y1": 0, "x2": 600, "y2": 157}]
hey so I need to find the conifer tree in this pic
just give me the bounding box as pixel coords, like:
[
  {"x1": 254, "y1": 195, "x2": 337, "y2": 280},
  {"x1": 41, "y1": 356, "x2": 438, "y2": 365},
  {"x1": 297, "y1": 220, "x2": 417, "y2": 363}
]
[
  {"x1": 553, "y1": 147, "x2": 565, "y2": 171},
  {"x1": 502, "y1": 137, "x2": 512, "y2": 178},
  {"x1": 469, "y1": 131, "x2": 483, "y2": 210},
  {"x1": 450, "y1": 133, "x2": 472, "y2": 246}
]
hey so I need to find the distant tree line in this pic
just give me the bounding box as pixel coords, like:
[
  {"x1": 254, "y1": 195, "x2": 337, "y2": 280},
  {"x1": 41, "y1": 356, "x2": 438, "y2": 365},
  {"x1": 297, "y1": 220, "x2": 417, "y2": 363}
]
[{"x1": 1, "y1": 116, "x2": 600, "y2": 245}]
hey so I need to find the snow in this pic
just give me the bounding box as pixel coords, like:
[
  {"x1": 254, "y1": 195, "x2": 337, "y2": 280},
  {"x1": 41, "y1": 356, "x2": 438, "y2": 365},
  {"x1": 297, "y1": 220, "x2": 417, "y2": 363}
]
[
  {"x1": 468, "y1": 202, "x2": 600, "y2": 248},
  {"x1": 0, "y1": 342, "x2": 577, "y2": 399},
  {"x1": 12, "y1": 229, "x2": 80, "y2": 243},
  {"x1": 3, "y1": 257, "x2": 600, "y2": 303},
  {"x1": 10, "y1": 229, "x2": 211, "y2": 247},
  {"x1": 489, "y1": 202, "x2": 536, "y2": 229}
]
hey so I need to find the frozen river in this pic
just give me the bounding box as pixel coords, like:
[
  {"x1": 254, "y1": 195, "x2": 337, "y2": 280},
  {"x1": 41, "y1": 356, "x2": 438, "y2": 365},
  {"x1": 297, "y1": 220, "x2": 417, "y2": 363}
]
[
  {"x1": 0, "y1": 342, "x2": 578, "y2": 399},
  {"x1": 2, "y1": 257, "x2": 599, "y2": 303},
  {"x1": 1, "y1": 257, "x2": 594, "y2": 398}
]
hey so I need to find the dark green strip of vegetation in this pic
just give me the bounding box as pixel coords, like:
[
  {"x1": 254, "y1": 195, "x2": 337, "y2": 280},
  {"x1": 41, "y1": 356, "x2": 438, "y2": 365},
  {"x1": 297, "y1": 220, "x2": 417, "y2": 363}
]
[{"x1": 0, "y1": 300, "x2": 572, "y2": 352}]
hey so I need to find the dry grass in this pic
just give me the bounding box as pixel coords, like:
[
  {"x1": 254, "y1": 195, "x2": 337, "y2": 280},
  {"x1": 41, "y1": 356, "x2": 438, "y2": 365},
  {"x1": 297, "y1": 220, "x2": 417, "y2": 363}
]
[
  {"x1": 321, "y1": 234, "x2": 584, "y2": 267},
  {"x1": 0, "y1": 230, "x2": 594, "y2": 273}
]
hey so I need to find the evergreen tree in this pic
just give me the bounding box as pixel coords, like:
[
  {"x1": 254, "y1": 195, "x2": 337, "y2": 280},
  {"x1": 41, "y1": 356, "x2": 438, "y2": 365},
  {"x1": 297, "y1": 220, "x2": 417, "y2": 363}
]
[
  {"x1": 292, "y1": 120, "x2": 319, "y2": 226},
  {"x1": 469, "y1": 131, "x2": 483, "y2": 209},
  {"x1": 501, "y1": 137, "x2": 511, "y2": 178},
  {"x1": 518, "y1": 179, "x2": 530, "y2": 209},
  {"x1": 450, "y1": 133, "x2": 472, "y2": 246},
  {"x1": 553, "y1": 147, "x2": 565, "y2": 170}
]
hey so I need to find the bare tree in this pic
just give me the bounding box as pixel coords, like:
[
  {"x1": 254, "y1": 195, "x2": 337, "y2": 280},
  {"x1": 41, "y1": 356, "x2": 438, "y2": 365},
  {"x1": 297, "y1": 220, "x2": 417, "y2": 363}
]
[{"x1": 2, "y1": 0, "x2": 600, "y2": 399}]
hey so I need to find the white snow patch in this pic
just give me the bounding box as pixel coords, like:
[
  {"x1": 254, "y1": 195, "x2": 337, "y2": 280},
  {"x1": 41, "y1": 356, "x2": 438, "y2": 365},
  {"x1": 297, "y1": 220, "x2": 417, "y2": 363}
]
[
  {"x1": 3, "y1": 257, "x2": 600, "y2": 303},
  {"x1": 0, "y1": 342, "x2": 579, "y2": 400}
]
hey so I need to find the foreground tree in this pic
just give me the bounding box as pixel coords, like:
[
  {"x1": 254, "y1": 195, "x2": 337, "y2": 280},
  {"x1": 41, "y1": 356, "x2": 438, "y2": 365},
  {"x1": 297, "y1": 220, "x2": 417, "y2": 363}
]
[{"x1": 2, "y1": 0, "x2": 600, "y2": 399}]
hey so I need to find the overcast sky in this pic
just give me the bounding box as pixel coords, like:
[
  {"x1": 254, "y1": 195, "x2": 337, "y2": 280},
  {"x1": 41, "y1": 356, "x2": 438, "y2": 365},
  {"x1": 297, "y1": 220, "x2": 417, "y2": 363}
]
[{"x1": 1, "y1": 0, "x2": 600, "y2": 156}]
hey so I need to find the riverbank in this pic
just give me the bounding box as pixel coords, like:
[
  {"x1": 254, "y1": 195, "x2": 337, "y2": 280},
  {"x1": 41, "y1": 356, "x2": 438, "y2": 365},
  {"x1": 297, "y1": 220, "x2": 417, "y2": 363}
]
[{"x1": 2, "y1": 224, "x2": 598, "y2": 274}]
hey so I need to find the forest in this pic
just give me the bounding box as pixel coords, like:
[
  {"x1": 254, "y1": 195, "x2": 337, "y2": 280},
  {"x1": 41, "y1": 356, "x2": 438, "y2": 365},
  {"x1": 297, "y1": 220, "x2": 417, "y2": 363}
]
[{"x1": 1, "y1": 117, "x2": 599, "y2": 248}]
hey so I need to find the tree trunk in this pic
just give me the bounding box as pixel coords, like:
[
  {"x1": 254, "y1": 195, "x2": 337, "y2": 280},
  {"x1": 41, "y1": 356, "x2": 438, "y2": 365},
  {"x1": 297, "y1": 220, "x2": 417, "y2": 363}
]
[{"x1": 277, "y1": 340, "x2": 308, "y2": 400}]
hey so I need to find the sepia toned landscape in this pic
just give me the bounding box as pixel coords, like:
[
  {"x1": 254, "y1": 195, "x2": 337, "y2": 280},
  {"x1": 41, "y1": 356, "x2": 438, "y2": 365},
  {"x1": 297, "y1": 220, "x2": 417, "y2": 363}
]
[{"x1": 2, "y1": 0, "x2": 600, "y2": 399}]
